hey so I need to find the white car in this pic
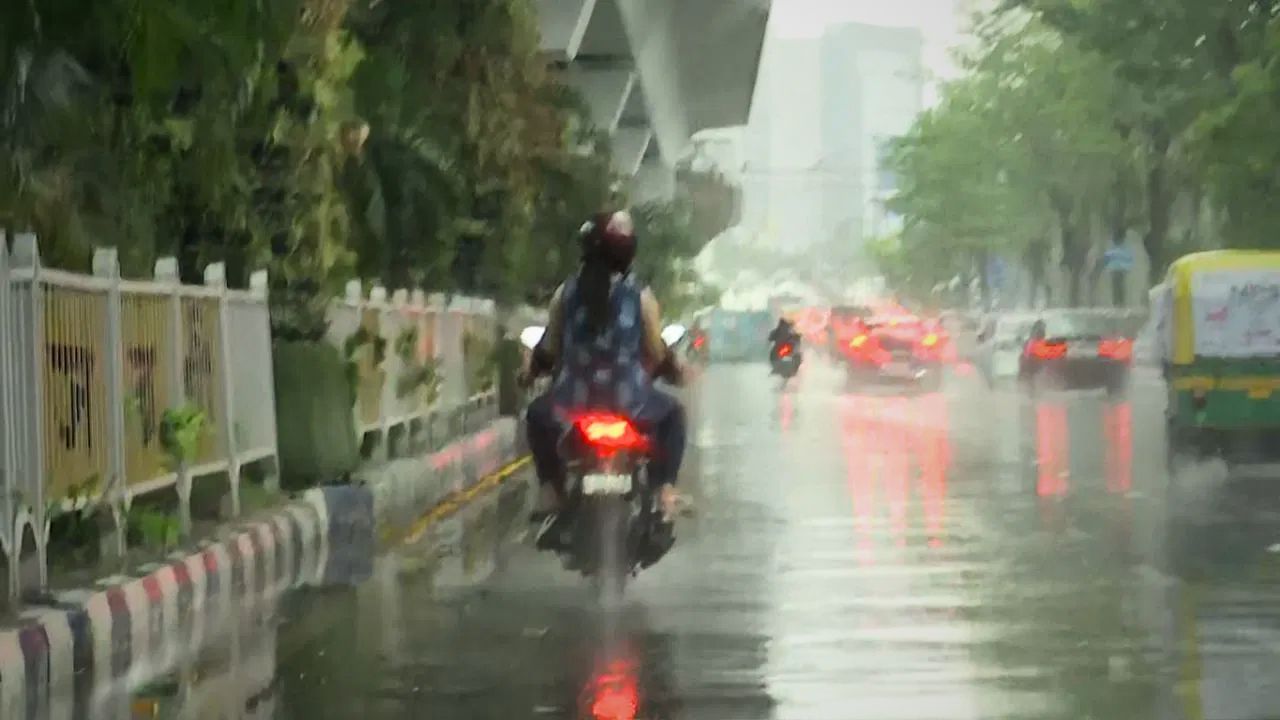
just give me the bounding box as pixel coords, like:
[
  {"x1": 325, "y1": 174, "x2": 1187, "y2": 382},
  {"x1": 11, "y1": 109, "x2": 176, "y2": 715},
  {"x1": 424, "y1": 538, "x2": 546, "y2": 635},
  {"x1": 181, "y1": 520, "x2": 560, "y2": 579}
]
[{"x1": 973, "y1": 313, "x2": 1041, "y2": 384}]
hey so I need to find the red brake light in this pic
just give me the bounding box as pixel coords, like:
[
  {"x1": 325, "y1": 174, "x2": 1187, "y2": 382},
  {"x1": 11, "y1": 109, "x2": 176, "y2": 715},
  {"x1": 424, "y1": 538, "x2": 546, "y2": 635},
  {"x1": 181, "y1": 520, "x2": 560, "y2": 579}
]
[
  {"x1": 575, "y1": 413, "x2": 647, "y2": 452},
  {"x1": 692, "y1": 336, "x2": 705, "y2": 349},
  {"x1": 1098, "y1": 338, "x2": 1132, "y2": 362},
  {"x1": 1027, "y1": 339, "x2": 1067, "y2": 360},
  {"x1": 778, "y1": 344, "x2": 792, "y2": 357}
]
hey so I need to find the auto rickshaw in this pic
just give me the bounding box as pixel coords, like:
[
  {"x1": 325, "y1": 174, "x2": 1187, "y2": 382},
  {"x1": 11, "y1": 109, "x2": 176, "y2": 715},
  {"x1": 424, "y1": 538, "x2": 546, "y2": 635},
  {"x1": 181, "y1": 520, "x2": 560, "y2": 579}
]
[{"x1": 1156, "y1": 250, "x2": 1280, "y2": 470}]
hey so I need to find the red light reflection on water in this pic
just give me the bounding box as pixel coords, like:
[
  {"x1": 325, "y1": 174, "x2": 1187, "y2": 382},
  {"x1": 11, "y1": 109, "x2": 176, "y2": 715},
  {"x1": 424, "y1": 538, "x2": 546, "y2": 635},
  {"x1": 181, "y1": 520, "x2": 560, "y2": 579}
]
[
  {"x1": 1035, "y1": 402, "x2": 1070, "y2": 498},
  {"x1": 1034, "y1": 401, "x2": 1070, "y2": 534},
  {"x1": 839, "y1": 396, "x2": 877, "y2": 565},
  {"x1": 583, "y1": 659, "x2": 639, "y2": 720},
  {"x1": 884, "y1": 397, "x2": 910, "y2": 547},
  {"x1": 839, "y1": 393, "x2": 953, "y2": 555},
  {"x1": 914, "y1": 393, "x2": 950, "y2": 548},
  {"x1": 1104, "y1": 401, "x2": 1132, "y2": 494},
  {"x1": 1104, "y1": 400, "x2": 1134, "y2": 548}
]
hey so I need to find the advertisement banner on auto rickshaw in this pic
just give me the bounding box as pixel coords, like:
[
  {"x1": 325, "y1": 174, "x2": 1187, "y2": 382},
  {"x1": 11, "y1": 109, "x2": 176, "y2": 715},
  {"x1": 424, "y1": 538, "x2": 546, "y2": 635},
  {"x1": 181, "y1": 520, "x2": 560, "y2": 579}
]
[{"x1": 1190, "y1": 269, "x2": 1280, "y2": 358}]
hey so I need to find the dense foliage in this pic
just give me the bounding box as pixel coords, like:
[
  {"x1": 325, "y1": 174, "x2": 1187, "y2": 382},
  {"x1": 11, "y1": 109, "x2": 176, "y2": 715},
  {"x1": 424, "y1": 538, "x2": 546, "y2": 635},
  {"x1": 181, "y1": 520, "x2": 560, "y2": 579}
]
[
  {"x1": 0, "y1": 0, "x2": 701, "y2": 336},
  {"x1": 881, "y1": 1, "x2": 1280, "y2": 306}
]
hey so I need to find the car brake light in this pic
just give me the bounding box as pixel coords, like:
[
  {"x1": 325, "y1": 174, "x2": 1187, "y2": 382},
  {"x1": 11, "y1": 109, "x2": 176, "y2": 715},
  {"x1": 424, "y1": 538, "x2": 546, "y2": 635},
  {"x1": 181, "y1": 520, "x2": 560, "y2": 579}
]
[
  {"x1": 778, "y1": 344, "x2": 793, "y2": 358},
  {"x1": 1027, "y1": 339, "x2": 1067, "y2": 360},
  {"x1": 575, "y1": 413, "x2": 647, "y2": 452},
  {"x1": 1097, "y1": 338, "x2": 1132, "y2": 362}
]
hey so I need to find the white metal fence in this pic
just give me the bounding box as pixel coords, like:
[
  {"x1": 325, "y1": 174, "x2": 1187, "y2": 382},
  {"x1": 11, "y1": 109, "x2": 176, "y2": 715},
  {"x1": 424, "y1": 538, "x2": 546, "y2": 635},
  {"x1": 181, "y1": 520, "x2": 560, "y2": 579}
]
[
  {"x1": 0, "y1": 233, "x2": 280, "y2": 601},
  {"x1": 324, "y1": 281, "x2": 500, "y2": 458},
  {"x1": 1, "y1": 235, "x2": 516, "y2": 603}
]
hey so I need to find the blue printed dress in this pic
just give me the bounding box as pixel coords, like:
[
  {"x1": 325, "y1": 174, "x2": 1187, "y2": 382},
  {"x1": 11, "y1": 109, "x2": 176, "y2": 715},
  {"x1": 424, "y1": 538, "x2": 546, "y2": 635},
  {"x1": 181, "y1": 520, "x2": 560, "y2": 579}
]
[{"x1": 550, "y1": 273, "x2": 651, "y2": 417}]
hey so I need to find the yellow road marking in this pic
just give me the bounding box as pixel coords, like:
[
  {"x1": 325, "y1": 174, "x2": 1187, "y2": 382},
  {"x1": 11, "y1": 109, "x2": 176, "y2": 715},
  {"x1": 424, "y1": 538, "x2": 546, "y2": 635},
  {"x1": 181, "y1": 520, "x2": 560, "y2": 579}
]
[{"x1": 384, "y1": 455, "x2": 533, "y2": 546}]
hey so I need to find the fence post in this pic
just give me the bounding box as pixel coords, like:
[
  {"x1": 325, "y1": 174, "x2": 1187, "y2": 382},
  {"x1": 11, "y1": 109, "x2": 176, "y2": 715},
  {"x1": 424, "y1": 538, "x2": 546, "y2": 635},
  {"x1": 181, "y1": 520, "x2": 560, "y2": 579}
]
[
  {"x1": 369, "y1": 284, "x2": 389, "y2": 462},
  {"x1": 343, "y1": 279, "x2": 363, "y2": 446},
  {"x1": 12, "y1": 234, "x2": 47, "y2": 593},
  {"x1": 91, "y1": 248, "x2": 128, "y2": 561},
  {"x1": 250, "y1": 270, "x2": 281, "y2": 493},
  {"x1": 155, "y1": 258, "x2": 192, "y2": 538},
  {"x1": 0, "y1": 234, "x2": 13, "y2": 602},
  {"x1": 204, "y1": 262, "x2": 240, "y2": 518}
]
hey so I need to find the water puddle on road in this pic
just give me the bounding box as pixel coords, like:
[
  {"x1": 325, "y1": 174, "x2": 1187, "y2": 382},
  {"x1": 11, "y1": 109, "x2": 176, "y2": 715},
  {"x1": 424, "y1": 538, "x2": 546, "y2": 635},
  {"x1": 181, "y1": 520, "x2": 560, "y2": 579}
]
[{"x1": 105, "y1": 477, "x2": 535, "y2": 720}]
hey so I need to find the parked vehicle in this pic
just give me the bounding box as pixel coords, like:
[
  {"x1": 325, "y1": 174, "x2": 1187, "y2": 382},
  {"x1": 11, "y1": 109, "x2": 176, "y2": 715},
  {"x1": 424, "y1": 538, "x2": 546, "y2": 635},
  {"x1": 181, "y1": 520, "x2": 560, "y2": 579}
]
[{"x1": 1158, "y1": 250, "x2": 1280, "y2": 470}]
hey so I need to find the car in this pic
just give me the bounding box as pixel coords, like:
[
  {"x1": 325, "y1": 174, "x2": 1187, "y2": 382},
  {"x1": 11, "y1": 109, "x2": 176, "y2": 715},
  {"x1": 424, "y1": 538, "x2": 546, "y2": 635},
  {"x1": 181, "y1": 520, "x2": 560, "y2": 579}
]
[
  {"x1": 1016, "y1": 310, "x2": 1134, "y2": 395},
  {"x1": 841, "y1": 313, "x2": 947, "y2": 391},
  {"x1": 973, "y1": 313, "x2": 1042, "y2": 384},
  {"x1": 826, "y1": 304, "x2": 875, "y2": 356}
]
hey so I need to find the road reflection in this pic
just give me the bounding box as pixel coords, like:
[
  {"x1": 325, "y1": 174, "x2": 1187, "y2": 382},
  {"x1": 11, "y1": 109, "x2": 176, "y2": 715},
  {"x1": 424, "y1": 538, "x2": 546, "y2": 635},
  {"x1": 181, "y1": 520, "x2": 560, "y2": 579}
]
[
  {"x1": 33, "y1": 365, "x2": 1280, "y2": 720},
  {"x1": 582, "y1": 652, "x2": 640, "y2": 720},
  {"x1": 1105, "y1": 402, "x2": 1133, "y2": 496},
  {"x1": 838, "y1": 391, "x2": 954, "y2": 560},
  {"x1": 126, "y1": 594, "x2": 279, "y2": 720}
]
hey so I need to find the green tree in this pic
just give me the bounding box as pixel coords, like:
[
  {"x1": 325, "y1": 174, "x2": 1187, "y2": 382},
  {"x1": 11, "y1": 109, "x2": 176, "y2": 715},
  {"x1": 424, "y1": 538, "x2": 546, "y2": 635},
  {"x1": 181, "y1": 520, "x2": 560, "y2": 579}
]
[
  {"x1": 886, "y1": 15, "x2": 1128, "y2": 305},
  {"x1": 1008, "y1": 0, "x2": 1279, "y2": 273},
  {"x1": 631, "y1": 199, "x2": 701, "y2": 310},
  {"x1": 0, "y1": 0, "x2": 672, "y2": 335},
  {"x1": 1189, "y1": 15, "x2": 1280, "y2": 249}
]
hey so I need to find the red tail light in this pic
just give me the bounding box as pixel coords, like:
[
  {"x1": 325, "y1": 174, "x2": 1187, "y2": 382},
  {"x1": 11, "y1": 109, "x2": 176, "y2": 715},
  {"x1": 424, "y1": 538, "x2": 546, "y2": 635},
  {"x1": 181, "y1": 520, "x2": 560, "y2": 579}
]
[
  {"x1": 777, "y1": 344, "x2": 793, "y2": 358},
  {"x1": 574, "y1": 413, "x2": 648, "y2": 452},
  {"x1": 1097, "y1": 338, "x2": 1132, "y2": 362},
  {"x1": 692, "y1": 335, "x2": 705, "y2": 349},
  {"x1": 1027, "y1": 339, "x2": 1067, "y2": 360},
  {"x1": 848, "y1": 333, "x2": 891, "y2": 365}
]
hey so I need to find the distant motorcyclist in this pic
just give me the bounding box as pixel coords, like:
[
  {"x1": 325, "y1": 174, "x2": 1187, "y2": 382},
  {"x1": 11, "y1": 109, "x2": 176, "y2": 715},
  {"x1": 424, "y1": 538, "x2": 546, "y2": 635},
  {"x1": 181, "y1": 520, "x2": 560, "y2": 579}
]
[
  {"x1": 768, "y1": 317, "x2": 802, "y2": 357},
  {"x1": 519, "y1": 210, "x2": 687, "y2": 524}
]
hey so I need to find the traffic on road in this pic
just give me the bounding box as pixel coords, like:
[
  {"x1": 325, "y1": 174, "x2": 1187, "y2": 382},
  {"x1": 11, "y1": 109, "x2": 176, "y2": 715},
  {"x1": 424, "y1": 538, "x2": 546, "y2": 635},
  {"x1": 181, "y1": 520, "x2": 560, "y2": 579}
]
[{"x1": 95, "y1": 341, "x2": 1280, "y2": 720}]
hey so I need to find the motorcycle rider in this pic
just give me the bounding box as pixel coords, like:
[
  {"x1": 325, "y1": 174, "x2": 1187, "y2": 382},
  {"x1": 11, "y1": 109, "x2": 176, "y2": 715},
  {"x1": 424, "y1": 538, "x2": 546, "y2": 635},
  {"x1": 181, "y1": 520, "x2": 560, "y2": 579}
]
[
  {"x1": 768, "y1": 316, "x2": 802, "y2": 361},
  {"x1": 519, "y1": 210, "x2": 687, "y2": 526}
]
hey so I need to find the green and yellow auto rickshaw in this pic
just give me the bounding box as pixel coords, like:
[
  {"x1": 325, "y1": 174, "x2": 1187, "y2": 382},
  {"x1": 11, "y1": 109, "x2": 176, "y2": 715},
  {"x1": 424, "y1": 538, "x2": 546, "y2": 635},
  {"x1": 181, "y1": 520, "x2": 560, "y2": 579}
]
[{"x1": 1155, "y1": 250, "x2": 1280, "y2": 470}]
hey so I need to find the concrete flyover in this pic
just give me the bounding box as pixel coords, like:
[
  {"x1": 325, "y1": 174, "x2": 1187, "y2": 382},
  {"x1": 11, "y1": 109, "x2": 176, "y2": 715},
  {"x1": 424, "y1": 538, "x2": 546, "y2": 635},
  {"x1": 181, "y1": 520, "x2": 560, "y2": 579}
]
[{"x1": 536, "y1": 0, "x2": 772, "y2": 200}]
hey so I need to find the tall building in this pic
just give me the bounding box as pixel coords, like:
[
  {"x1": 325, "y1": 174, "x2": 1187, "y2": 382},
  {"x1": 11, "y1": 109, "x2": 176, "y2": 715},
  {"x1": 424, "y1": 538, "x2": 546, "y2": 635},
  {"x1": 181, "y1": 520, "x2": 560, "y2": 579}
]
[
  {"x1": 741, "y1": 34, "x2": 824, "y2": 253},
  {"x1": 819, "y1": 23, "x2": 924, "y2": 270}
]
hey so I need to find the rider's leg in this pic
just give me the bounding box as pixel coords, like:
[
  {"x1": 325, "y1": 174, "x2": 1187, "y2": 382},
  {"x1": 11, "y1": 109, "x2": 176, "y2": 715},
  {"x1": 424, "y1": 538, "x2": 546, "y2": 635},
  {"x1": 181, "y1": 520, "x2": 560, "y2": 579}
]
[
  {"x1": 525, "y1": 392, "x2": 565, "y2": 513},
  {"x1": 635, "y1": 390, "x2": 687, "y2": 518}
]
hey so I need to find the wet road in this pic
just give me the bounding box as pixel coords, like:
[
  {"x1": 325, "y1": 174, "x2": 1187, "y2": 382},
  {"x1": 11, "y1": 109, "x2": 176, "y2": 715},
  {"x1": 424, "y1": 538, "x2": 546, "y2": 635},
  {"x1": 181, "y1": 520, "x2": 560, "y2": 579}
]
[{"x1": 132, "y1": 360, "x2": 1280, "y2": 720}]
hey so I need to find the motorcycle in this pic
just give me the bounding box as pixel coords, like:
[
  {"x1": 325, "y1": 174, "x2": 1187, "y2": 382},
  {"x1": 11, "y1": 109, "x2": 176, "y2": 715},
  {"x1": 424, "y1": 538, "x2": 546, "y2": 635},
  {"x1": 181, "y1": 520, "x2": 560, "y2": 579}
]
[
  {"x1": 519, "y1": 323, "x2": 686, "y2": 595},
  {"x1": 770, "y1": 340, "x2": 801, "y2": 380}
]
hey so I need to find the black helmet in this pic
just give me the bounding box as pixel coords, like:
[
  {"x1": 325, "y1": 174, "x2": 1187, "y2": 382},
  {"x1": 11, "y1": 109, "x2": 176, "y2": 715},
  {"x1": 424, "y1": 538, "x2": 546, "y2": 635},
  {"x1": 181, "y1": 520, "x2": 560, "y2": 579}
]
[{"x1": 579, "y1": 210, "x2": 637, "y2": 273}]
